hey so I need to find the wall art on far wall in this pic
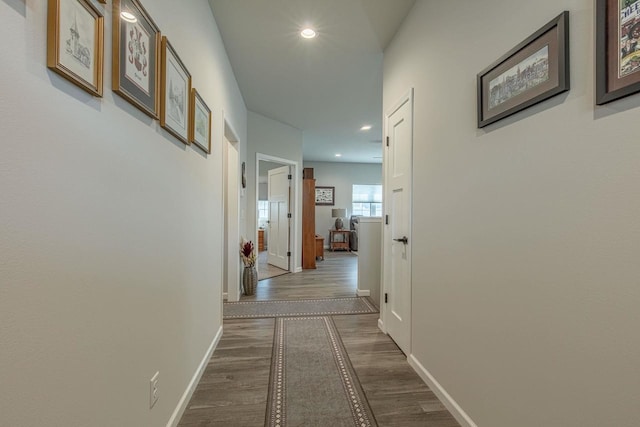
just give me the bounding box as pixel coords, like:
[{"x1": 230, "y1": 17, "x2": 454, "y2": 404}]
[
  {"x1": 160, "y1": 36, "x2": 192, "y2": 144},
  {"x1": 596, "y1": 0, "x2": 640, "y2": 104},
  {"x1": 190, "y1": 88, "x2": 212, "y2": 154},
  {"x1": 112, "y1": 0, "x2": 160, "y2": 118},
  {"x1": 477, "y1": 11, "x2": 570, "y2": 128},
  {"x1": 315, "y1": 186, "x2": 335, "y2": 206},
  {"x1": 47, "y1": 0, "x2": 104, "y2": 97}
]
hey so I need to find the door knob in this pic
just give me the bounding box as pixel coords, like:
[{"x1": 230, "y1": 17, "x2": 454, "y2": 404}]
[{"x1": 393, "y1": 236, "x2": 408, "y2": 244}]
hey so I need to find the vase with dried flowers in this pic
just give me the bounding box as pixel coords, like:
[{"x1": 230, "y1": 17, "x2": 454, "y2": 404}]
[{"x1": 240, "y1": 238, "x2": 258, "y2": 295}]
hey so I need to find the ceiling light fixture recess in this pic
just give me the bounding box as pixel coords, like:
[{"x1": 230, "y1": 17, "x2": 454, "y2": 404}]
[
  {"x1": 360, "y1": 125, "x2": 372, "y2": 131},
  {"x1": 301, "y1": 28, "x2": 317, "y2": 39},
  {"x1": 121, "y1": 11, "x2": 137, "y2": 23},
  {"x1": 335, "y1": 153, "x2": 342, "y2": 157}
]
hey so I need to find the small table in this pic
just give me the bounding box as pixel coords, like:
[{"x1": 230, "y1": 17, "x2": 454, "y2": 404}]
[
  {"x1": 315, "y1": 235, "x2": 324, "y2": 260},
  {"x1": 329, "y1": 230, "x2": 350, "y2": 251}
]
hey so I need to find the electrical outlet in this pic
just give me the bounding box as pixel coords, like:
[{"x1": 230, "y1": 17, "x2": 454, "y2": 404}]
[{"x1": 150, "y1": 371, "x2": 159, "y2": 408}]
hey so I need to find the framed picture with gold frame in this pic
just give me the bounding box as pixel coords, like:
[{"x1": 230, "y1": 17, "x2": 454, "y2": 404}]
[
  {"x1": 160, "y1": 37, "x2": 192, "y2": 144},
  {"x1": 190, "y1": 88, "x2": 212, "y2": 154},
  {"x1": 112, "y1": 0, "x2": 160, "y2": 118},
  {"x1": 47, "y1": 0, "x2": 104, "y2": 97}
]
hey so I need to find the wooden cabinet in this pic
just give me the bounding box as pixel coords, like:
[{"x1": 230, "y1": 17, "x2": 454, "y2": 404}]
[
  {"x1": 302, "y1": 169, "x2": 316, "y2": 269},
  {"x1": 258, "y1": 229, "x2": 265, "y2": 252},
  {"x1": 315, "y1": 235, "x2": 324, "y2": 260}
]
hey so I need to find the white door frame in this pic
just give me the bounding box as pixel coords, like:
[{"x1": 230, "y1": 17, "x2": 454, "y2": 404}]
[
  {"x1": 255, "y1": 153, "x2": 300, "y2": 273},
  {"x1": 223, "y1": 117, "x2": 241, "y2": 302},
  {"x1": 380, "y1": 88, "x2": 414, "y2": 351}
]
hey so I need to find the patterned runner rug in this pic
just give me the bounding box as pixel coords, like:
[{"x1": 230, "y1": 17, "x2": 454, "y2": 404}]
[
  {"x1": 266, "y1": 316, "x2": 377, "y2": 427},
  {"x1": 223, "y1": 297, "x2": 378, "y2": 319}
]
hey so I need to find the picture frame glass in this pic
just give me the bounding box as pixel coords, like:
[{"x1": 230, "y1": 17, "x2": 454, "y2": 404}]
[
  {"x1": 608, "y1": 0, "x2": 640, "y2": 91},
  {"x1": 163, "y1": 45, "x2": 189, "y2": 140},
  {"x1": 194, "y1": 100, "x2": 209, "y2": 144},
  {"x1": 114, "y1": 0, "x2": 159, "y2": 116},
  {"x1": 315, "y1": 187, "x2": 335, "y2": 206},
  {"x1": 482, "y1": 34, "x2": 558, "y2": 118},
  {"x1": 58, "y1": 0, "x2": 96, "y2": 85}
]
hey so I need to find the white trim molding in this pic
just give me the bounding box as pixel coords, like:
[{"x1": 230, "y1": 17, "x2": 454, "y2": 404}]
[
  {"x1": 377, "y1": 318, "x2": 385, "y2": 333},
  {"x1": 356, "y1": 289, "x2": 371, "y2": 297},
  {"x1": 167, "y1": 326, "x2": 224, "y2": 427},
  {"x1": 408, "y1": 354, "x2": 478, "y2": 427}
]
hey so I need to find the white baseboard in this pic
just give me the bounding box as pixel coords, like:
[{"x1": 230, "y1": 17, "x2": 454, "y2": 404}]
[
  {"x1": 167, "y1": 325, "x2": 223, "y2": 427},
  {"x1": 377, "y1": 318, "x2": 385, "y2": 333},
  {"x1": 408, "y1": 354, "x2": 478, "y2": 427},
  {"x1": 294, "y1": 267, "x2": 302, "y2": 273},
  {"x1": 356, "y1": 289, "x2": 370, "y2": 297}
]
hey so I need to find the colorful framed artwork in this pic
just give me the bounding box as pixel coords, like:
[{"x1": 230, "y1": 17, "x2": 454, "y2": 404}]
[
  {"x1": 315, "y1": 186, "x2": 335, "y2": 206},
  {"x1": 477, "y1": 11, "x2": 570, "y2": 128},
  {"x1": 112, "y1": 0, "x2": 160, "y2": 118},
  {"x1": 47, "y1": 0, "x2": 104, "y2": 97},
  {"x1": 160, "y1": 37, "x2": 191, "y2": 144},
  {"x1": 596, "y1": 0, "x2": 640, "y2": 104},
  {"x1": 189, "y1": 89, "x2": 211, "y2": 153}
]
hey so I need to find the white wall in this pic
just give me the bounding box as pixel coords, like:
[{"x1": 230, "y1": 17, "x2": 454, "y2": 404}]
[
  {"x1": 247, "y1": 111, "x2": 303, "y2": 270},
  {"x1": 384, "y1": 1, "x2": 640, "y2": 426},
  {"x1": 0, "y1": 1, "x2": 246, "y2": 425},
  {"x1": 304, "y1": 161, "x2": 382, "y2": 243}
]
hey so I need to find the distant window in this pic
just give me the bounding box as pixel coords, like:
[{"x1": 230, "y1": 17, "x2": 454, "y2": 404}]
[
  {"x1": 258, "y1": 201, "x2": 269, "y2": 221},
  {"x1": 352, "y1": 185, "x2": 382, "y2": 217}
]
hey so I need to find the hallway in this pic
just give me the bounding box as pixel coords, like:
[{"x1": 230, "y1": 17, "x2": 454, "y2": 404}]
[{"x1": 178, "y1": 253, "x2": 460, "y2": 426}]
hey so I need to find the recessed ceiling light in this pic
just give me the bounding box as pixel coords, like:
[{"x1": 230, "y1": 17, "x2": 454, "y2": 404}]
[
  {"x1": 360, "y1": 125, "x2": 372, "y2": 131},
  {"x1": 301, "y1": 28, "x2": 317, "y2": 39},
  {"x1": 121, "y1": 11, "x2": 137, "y2": 23},
  {"x1": 335, "y1": 153, "x2": 342, "y2": 157}
]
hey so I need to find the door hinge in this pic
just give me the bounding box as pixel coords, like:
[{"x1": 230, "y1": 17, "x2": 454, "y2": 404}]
[
  {"x1": 385, "y1": 215, "x2": 389, "y2": 225},
  {"x1": 287, "y1": 213, "x2": 292, "y2": 218},
  {"x1": 287, "y1": 251, "x2": 291, "y2": 257},
  {"x1": 385, "y1": 293, "x2": 388, "y2": 304},
  {"x1": 288, "y1": 174, "x2": 292, "y2": 180},
  {"x1": 386, "y1": 136, "x2": 390, "y2": 147}
]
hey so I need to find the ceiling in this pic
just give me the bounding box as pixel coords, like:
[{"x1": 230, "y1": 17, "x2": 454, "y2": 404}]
[{"x1": 208, "y1": 0, "x2": 416, "y2": 163}]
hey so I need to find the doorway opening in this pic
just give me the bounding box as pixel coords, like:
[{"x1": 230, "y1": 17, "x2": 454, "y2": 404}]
[
  {"x1": 255, "y1": 154, "x2": 300, "y2": 282},
  {"x1": 223, "y1": 120, "x2": 241, "y2": 302}
]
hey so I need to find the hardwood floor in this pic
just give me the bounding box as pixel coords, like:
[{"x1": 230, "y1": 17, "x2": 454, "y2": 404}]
[
  {"x1": 257, "y1": 250, "x2": 288, "y2": 281},
  {"x1": 178, "y1": 251, "x2": 460, "y2": 426}
]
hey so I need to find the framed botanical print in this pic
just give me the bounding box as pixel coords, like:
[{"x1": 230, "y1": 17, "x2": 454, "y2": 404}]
[
  {"x1": 160, "y1": 37, "x2": 192, "y2": 144},
  {"x1": 315, "y1": 186, "x2": 335, "y2": 206},
  {"x1": 112, "y1": 0, "x2": 160, "y2": 118},
  {"x1": 47, "y1": 0, "x2": 104, "y2": 97},
  {"x1": 596, "y1": 0, "x2": 640, "y2": 104}
]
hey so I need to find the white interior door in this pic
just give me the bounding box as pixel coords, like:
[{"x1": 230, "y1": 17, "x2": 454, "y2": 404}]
[
  {"x1": 224, "y1": 137, "x2": 240, "y2": 301},
  {"x1": 383, "y1": 90, "x2": 413, "y2": 355},
  {"x1": 267, "y1": 166, "x2": 290, "y2": 270}
]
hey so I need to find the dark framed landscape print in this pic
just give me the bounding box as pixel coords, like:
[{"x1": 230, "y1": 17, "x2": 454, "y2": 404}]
[
  {"x1": 596, "y1": 0, "x2": 640, "y2": 104},
  {"x1": 47, "y1": 0, "x2": 104, "y2": 97},
  {"x1": 477, "y1": 11, "x2": 570, "y2": 128},
  {"x1": 112, "y1": 0, "x2": 160, "y2": 118}
]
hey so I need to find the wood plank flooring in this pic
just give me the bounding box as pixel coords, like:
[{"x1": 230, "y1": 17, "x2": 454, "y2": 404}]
[{"x1": 178, "y1": 252, "x2": 460, "y2": 426}]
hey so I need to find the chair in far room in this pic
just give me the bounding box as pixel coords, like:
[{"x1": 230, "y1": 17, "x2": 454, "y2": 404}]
[{"x1": 349, "y1": 215, "x2": 359, "y2": 251}]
